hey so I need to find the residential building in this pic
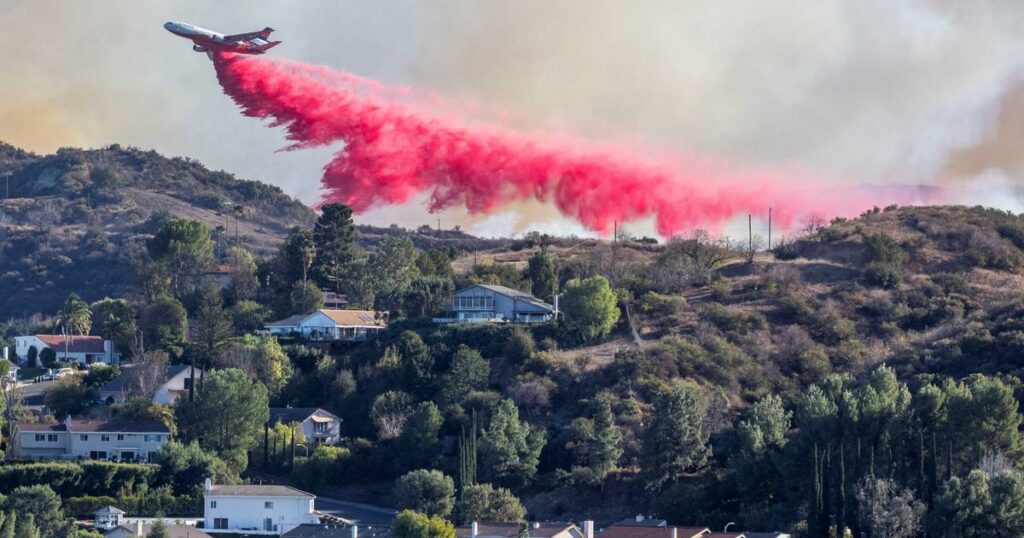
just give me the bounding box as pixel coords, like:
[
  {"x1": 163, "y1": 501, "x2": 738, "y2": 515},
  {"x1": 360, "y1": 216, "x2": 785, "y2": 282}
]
[
  {"x1": 203, "y1": 480, "x2": 319, "y2": 534},
  {"x1": 456, "y1": 522, "x2": 585, "y2": 538},
  {"x1": 10, "y1": 416, "x2": 170, "y2": 461},
  {"x1": 284, "y1": 524, "x2": 391, "y2": 538},
  {"x1": 202, "y1": 264, "x2": 234, "y2": 290},
  {"x1": 104, "y1": 520, "x2": 211, "y2": 538},
  {"x1": 594, "y1": 521, "x2": 711, "y2": 538},
  {"x1": 14, "y1": 334, "x2": 119, "y2": 366},
  {"x1": 434, "y1": 284, "x2": 555, "y2": 324},
  {"x1": 269, "y1": 407, "x2": 343, "y2": 447},
  {"x1": 95, "y1": 505, "x2": 126, "y2": 530},
  {"x1": 99, "y1": 364, "x2": 203, "y2": 405},
  {"x1": 263, "y1": 309, "x2": 387, "y2": 342},
  {"x1": 322, "y1": 291, "x2": 350, "y2": 309},
  {"x1": 741, "y1": 534, "x2": 789, "y2": 538}
]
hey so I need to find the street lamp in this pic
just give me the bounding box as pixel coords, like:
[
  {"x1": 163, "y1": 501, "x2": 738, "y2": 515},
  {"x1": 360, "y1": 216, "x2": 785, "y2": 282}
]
[{"x1": 723, "y1": 523, "x2": 735, "y2": 533}]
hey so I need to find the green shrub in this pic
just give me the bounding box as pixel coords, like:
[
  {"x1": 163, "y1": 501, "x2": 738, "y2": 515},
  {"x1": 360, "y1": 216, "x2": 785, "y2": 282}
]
[{"x1": 864, "y1": 262, "x2": 902, "y2": 289}]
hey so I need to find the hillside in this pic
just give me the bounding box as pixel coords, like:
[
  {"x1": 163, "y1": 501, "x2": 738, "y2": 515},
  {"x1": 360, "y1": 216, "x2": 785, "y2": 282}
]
[{"x1": 0, "y1": 142, "x2": 508, "y2": 318}]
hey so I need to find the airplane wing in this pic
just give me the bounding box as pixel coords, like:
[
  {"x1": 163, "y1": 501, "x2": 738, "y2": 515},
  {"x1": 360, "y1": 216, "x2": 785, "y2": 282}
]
[{"x1": 224, "y1": 27, "x2": 274, "y2": 42}]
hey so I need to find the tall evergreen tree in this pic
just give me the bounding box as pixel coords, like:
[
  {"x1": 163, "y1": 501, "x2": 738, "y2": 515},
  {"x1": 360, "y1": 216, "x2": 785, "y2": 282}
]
[
  {"x1": 313, "y1": 203, "x2": 360, "y2": 291},
  {"x1": 527, "y1": 249, "x2": 558, "y2": 301},
  {"x1": 641, "y1": 386, "x2": 711, "y2": 491},
  {"x1": 480, "y1": 399, "x2": 545, "y2": 488},
  {"x1": 588, "y1": 397, "x2": 623, "y2": 486}
]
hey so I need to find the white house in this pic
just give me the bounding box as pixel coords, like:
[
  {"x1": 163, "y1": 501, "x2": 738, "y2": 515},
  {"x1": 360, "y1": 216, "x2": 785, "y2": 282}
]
[
  {"x1": 99, "y1": 364, "x2": 203, "y2": 405},
  {"x1": 435, "y1": 284, "x2": 556, "y2": 324},
  {"x1": 263, "y1": 309, "x2": 387, "y2": 342},
  {"x1": 10, "y1": 416, "x2": 170, "y2": 461},
  {"x1": 14, "y1": 334, "x2": 119, "y2": 366},
  {"x1": 203, "y1": 480, "x2": 319, "y2": 534},
  {"x1": 103, "y1": 521, "x2": 211, "y2": 538},
  {"x1": 94, "y1": 505, "x2": 126, "y2": 530},
  {"x1": 269, "y1": 407, "x2": 343, "y2": 447}
]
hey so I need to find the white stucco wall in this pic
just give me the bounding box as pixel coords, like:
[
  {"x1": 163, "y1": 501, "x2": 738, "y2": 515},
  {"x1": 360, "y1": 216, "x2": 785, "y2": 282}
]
[{"x1": 204, "y1": 494, "x2": 317, "y2": 533}]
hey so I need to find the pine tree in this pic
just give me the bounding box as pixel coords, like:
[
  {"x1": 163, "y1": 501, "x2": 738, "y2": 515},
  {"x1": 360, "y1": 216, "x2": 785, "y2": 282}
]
[
  {"x1": 589, "y1": 397, "x2": 623, "y2": 487},
  {"x1": 640, "y1": 387, "x2": 711, "y2": 491},
  {"x1": 313, "y1": 203, "x2": 360, "y2": 291},
  {"x1": 1, "y1": 512, "x2": 15, "y2": 538},
  {"x1": 527, "y1": 249, "x2": 557, "y2": 301}
]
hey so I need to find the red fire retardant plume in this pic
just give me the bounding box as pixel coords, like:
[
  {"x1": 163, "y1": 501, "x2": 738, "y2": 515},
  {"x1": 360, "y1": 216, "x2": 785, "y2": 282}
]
[{"x1": 212, "y1": 53, "x2": 925, "y2": 236}]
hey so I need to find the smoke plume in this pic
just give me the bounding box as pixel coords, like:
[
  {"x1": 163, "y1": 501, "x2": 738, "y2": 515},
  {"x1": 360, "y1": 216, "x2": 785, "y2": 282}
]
[{"x1": 213, "y1": 52, "x2": 938, "y2": 236}]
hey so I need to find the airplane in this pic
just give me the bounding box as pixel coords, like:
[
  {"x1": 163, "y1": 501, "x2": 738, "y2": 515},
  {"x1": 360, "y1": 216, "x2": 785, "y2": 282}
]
[{"x1": 163, "y1": 21, "x2": 281, "y2": 55}]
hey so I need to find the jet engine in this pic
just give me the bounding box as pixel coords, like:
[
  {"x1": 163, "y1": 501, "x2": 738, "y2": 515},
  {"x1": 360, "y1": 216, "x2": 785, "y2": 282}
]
[{"x1": 193, "y1": 45, "x2": 209, "y2": 53}]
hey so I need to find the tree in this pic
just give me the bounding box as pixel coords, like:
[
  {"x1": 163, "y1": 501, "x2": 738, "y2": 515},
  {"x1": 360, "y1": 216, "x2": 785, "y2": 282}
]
[
  {"x1": 0, "y1": 378, "x2": 26, "y2": 441},
  {"x1": 480, "y1": 399, "x2": 546, "y2": 487},
  {"x1": 502, "y1": 329, "x2": 535, "y2": 365},
  {"x1": 123, "y1": 351, "x2": 169, "y2": 401},
  {"x1": 146, "y1": 218, "x2": 215, "y2": 297},
  {"x1": 148, "y1": 520, "x2": 170, "y2": 538},
  {"x1": 226, "y1": 246, "x2": 260, "y2": 302},
  {"x1": 444, "y1": 346, "x2": 490, "y2": 405},
  {"x1": 192, "y1": 282, "x2": 234, "y2": 368},
  {"x1": 395, "y1": 331, "x2": 434, "y2": 394},
  {"x1": 313, "y1": 203, "x2": 360, "y2": 291},
  {"x1": 43, "y1": 377, "x2": 95, "y2": 418},
  {"x1": 89, "y1": 298, "x2": 134, "y2": 355},
  {"x1": 395, "y1": 469, "x2": 456, "y2": 517},
  {"x1": 289, "y1": 281, "x2": 324, "y2": 315},
  {"x1": 403, "y1": 276, "x2": 455, "y2": 318},
  {"x1": 138, "y1": 296, "x2": 188, "y2": 355},
  {"x1": 931, "y1": 468, "x2": 1024, "y2": 538},
  {"x1": 456, "y1": 483, "x2": 527, "y2": 524},
  {"x1": 392, "y1": 510, "x2": 456, "y2": 538},
  {"x1": 641, "y1": 386, "x2": 711, "y2": 491},
  {"x1": 13, "y1": 513, "x2": 38, "y2": 538},
  {"x1": 856, "y1": 477, "x2": 924, "y2": 538},
  {"x1": 6, "y1": 485, "x2": 65, "y2": 537},
  {"x1": 176, "y1": 368, "x2": 269, "y2": 467},
  {"x1": 218, "y1": 335, "x2": 293, "y2": 396},
  {"x1": 560, "y1": 276, "x2": 620, "y2": 342},
  {"x1": 587, "y1": 397, "x2": 623, "y2": 485},
  {"x1": 231, "y1": 300, "x2": 271, "y2": 333},
  {"x1": 152, "y1": 440, "x2": 238, "y2": 495},
  {"x1": 365, "y1": 235, "x2": 420, "y2": 312},
  {"x1": 527, "y1": 249, "x2": 558, "y2": 301},
  {"x1": 396, "y1": 402, "x2": 443, "y2": 472},
  {"x1": 650, "y1": 231, "x2": 736, "y2": 290},
  {"x1": 372, "y1": 390, "x2": 414, "y2": 440},
  {"x1": 59, "y1": 293, "x2": 91, "y2": 336}
]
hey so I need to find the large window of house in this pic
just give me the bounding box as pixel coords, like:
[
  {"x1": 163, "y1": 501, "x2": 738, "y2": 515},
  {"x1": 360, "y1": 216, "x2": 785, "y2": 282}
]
[
  {"x1": 101, "y1": 435, "x2": 110, "y2": 442},
  {"x1": 34, "y1": 434, "x2": 44, "y2": 442},
  {"x1": 264, "y1": 501, "x2": 274, "y2": 509},
  {"x1": 455, "y1": 295, "x2": 493, "y2": 310},
  {"x1": 214, "y1": 518, "x2": 228, "y2": 529},
  {"x1": 90, "y1": 451, "x2": 107, "y2": 459},
  {"x1": 117, "y1": 434, "x2": 125, "y2": 441},
  {"x1": 210, "y1": 501, "x2": 217, "y2": 509},
  {"x1": 80, "y1": 435, "x2": 88, "y2": 441},
  {"x1": 314, "y1": 422, "x2": 327, "y2": 434},
  {"x1": 47, "y1": 434, "x2": 57, "y2": 442}
]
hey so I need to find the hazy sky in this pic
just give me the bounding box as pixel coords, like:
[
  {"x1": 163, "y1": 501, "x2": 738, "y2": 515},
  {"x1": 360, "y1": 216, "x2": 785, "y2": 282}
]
[{"x1": 4, "y1": 1, "x2": 1024, "y2": 235}]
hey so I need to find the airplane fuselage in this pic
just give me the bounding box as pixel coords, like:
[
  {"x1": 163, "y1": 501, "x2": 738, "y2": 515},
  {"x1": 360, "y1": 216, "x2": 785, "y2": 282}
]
[{"x1": 164, "y1": 21, "x2": 277, "y2": 55}]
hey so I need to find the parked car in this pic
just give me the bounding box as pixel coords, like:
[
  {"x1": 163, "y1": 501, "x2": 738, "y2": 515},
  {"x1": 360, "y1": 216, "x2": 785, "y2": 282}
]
[{"x1": 43, "y1": 368, "x2": 74, "y2": 381}]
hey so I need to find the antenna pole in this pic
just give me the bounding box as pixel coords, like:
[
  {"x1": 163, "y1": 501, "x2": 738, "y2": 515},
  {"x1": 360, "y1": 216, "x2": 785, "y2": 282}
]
[
  {"x1": 768, "y1": 207, "x2": 772, "y2": 251},
  {"x1": 748, "y1": 213, "x2": 752, "y2": 255}
]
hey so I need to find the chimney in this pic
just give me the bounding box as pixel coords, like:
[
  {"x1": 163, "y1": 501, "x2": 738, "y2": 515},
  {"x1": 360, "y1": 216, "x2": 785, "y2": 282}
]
[
  {"x1": 135, "y1": 520, "x2": 143, "y2": 536},
  {"x1": 583, "y1": 521, "x2": 594, "y2": 538},
  {"x1": 670, "y1": 528, "x2": 677, "y2": 538},
  {"x1": 471, "y1": 522, "x2": 479, "y2": 538},
  {"x1": 532, "y1": 522, "x2": 541, "y2": 530},
  {"x1": 635, "y1": 515, "x2": 644, "y2": 523},
  {"x1": 64, "y1": 415, "x2": 73, "y2": 430},
  {"x1": 2, "y1": 346, "x2": 7, "y2": 361},
  {"x1": 104, "y1": 340, "x2": 112, "y2": 362},
  {"x1": 553, "y1": 295, "x2": 559, "y2": 316},
  {"x1": 351, "y1": 525, "x2": 359, "y2": 538},
  {"x1": 204, "y1": 477, "x2": 212, "y2": 492}
]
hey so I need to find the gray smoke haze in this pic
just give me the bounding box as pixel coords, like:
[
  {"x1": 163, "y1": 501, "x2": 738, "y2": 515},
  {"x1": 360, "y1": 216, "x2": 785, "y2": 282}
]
[{"x1": 4, "y1": 1, "x2": 1024, "y2": 231}]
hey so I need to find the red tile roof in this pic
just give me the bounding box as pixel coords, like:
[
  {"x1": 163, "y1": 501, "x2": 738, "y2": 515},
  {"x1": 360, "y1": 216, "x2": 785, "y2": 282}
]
[
  {"x1": 32, "y1": 335, "x2": 106, "y2": 353},
  {"x1": 16, "y1": 418, "x2": 169, "y2": 433}
]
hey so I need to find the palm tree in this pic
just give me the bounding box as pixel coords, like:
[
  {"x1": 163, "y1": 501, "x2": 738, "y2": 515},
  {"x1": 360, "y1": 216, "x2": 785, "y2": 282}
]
[{"x1": 59, "y1": 294, "x2": 92, "y2": 336}]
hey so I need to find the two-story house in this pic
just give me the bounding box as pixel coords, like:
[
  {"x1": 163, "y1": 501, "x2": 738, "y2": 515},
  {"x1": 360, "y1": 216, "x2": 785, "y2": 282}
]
[
  {"x1": 264, "y1": 309, "x2": 388, "y2": 342},
  {"x1": 10, "y1": 416, "x2": 170, "y2": 461},
  {"x1": 203, "y1": 480, "x2": 319, "y2": 534},
  {"x1": 435, "y1": 284, "x2": 556, "y2": 324},
  {"x1": 14, "y1": 334, "x2": 120, "y2": 366},
  {"x1": 99, "y1": 364, "x2": 203, "y2": 405},
  {"x1": 269, "y1": 408, "x2": 343, "y2": 447}
]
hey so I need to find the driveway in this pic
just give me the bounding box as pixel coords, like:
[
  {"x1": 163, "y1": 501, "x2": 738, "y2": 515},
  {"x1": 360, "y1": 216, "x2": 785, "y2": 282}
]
[
  {"x1": 314, "y1": 496, "x2": 396, "y2": 526},
  {"x1": 19, "y1": 379, "x2": 54, "y2": 406}
]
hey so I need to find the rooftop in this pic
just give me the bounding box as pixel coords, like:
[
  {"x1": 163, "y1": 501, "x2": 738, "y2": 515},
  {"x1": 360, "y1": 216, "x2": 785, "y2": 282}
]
[
  {"x1": 455, "y1": 523, "x2": 582, "y2": 538},
  {"x1": 597, "y1": 526, "x2": 709, "y2": 538},
  {"x1": 457, "y1": 284, "x2": 555, "y2": 311},
  {"x1": 15, "y1": 417, "x2": 170, "y2": 433},
  {"x1": 269, "y1": 407, "x2": 340, "y2": 425},
  {"x1": 110, "y1": 523, "x2": 212, "y2": 538},
  {"x1": 100, "y1": 364, "x2": 200, "y2": 394},
  {"x1": 284, "y1": 524, "x2": 392, "y2": 538},
  {"x1": 26, "y1": 334, "x2": 106, "y2": 353},
  {"x1": 206, "y1": 484, "x2": 315, "y2": 498}
]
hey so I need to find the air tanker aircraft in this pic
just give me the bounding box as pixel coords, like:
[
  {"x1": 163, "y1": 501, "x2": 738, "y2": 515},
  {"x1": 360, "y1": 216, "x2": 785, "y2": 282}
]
[{"x1": 164, "y1": 21, "x2": 281, "y2": 55}]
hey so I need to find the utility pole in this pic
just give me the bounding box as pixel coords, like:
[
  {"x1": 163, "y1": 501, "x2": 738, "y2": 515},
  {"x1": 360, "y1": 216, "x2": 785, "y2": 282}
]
[
  {"x1": 613, "y1": 220, "x2": 618, "y2": 245},
  {"x1": 768, "y1": 207, "x2": 773, "y2": 251},
  {"x1": 748, "y1": 213, "x2": 753, "y2": 256},
  {"x1": 437, "y1": 218, "x2": 441, "y2": 234}
]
